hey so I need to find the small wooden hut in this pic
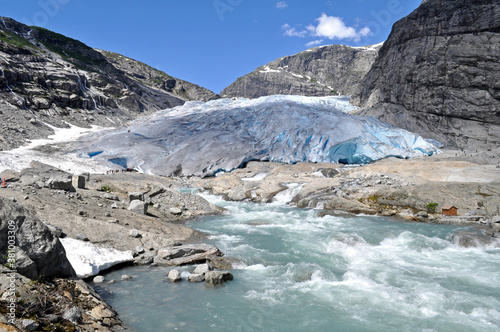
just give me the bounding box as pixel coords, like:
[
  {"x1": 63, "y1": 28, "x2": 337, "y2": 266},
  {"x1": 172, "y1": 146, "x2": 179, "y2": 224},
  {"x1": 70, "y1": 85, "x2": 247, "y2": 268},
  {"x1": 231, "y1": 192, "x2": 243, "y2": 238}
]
[{"x1": 442, "y1": 205, "x2": 458, "y2": 216}]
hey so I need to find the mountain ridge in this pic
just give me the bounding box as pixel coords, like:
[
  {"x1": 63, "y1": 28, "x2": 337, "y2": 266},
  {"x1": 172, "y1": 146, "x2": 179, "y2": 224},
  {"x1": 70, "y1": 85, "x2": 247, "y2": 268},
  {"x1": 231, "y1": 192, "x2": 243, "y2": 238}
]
[
  {"x1": 221, "y1": 43, "x2": 382, "y2": 98},
  {"x1": 0, "y1": 16, "x2": 218, "y2": 150}
]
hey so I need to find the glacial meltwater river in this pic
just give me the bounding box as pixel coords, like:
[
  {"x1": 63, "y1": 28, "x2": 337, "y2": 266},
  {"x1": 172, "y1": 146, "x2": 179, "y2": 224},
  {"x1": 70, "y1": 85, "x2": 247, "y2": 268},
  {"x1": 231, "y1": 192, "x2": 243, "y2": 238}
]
[{"x1": 94, "y1": 194, "x2": 500, "y2": 332}]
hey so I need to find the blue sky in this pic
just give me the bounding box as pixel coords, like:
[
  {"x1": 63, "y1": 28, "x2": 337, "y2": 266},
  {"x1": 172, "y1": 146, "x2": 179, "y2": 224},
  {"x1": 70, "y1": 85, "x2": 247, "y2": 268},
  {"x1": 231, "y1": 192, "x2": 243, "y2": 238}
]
[{"x1": 2, "y1": 0, "x2": 422, "y2": 93}]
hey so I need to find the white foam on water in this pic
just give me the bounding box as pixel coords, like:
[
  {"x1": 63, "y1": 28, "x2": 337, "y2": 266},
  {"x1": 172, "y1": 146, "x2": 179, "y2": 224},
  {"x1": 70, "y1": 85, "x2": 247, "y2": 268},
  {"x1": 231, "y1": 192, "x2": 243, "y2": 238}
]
[{"x1": 271, "y1": 183, "x2": 304, "y2": 205}]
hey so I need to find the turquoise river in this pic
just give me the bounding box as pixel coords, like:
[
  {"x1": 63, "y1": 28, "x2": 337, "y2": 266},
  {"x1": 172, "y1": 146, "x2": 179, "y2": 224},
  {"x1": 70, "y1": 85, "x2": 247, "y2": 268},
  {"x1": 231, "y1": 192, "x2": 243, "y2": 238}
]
[{"x1": 94, "y1": 193, "x2": 500, "y2": 331}]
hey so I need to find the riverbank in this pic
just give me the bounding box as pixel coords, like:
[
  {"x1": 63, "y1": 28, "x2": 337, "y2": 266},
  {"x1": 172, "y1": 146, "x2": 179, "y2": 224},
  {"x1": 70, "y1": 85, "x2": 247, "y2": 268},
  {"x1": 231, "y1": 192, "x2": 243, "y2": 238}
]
[
  {"x1": 194, "y1": 149, "x2": 500, "y2": 230},
  {"x1": 0, "y1": 163, "x2": 226, "y2": 331}
]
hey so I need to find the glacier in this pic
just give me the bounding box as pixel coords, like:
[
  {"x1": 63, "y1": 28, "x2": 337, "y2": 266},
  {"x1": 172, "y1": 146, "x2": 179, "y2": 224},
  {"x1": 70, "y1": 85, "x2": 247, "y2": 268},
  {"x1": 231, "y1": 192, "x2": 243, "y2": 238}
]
[{"x1": 71, "y1": 95, "x2": 440, "y2": 176}]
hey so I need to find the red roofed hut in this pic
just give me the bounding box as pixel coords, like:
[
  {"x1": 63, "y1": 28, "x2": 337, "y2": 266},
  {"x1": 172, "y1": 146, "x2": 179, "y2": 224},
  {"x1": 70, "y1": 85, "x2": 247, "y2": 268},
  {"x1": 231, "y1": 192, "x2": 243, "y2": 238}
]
[{"x1": 442, "y1": 205, "x2": 458, "y2": 216}]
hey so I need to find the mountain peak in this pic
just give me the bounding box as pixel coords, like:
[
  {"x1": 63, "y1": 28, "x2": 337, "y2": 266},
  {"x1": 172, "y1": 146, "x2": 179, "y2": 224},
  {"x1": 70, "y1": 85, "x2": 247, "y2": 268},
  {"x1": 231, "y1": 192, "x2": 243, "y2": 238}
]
[{"x1": 221, "y1": 43, "x2": 383, "y2": 99}]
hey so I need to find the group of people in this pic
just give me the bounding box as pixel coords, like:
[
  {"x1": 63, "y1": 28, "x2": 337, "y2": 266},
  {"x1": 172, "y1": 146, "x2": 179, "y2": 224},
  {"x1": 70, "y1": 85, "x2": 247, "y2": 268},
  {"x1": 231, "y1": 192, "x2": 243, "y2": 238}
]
[{"x1": 106, "y1": 168, "x2": 135, "y2": 174}]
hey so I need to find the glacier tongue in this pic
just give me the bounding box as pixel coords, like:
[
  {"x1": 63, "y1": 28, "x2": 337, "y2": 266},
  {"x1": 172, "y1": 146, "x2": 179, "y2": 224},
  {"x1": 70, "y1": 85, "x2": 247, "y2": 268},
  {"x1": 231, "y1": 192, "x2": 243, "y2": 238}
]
[{"x1": 74, "y1": 95, "x2": 439, "y2": 176}]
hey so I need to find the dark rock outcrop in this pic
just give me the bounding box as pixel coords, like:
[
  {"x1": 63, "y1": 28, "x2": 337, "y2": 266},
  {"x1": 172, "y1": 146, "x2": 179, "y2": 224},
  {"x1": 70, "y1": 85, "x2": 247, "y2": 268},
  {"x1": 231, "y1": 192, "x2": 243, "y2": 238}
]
[
  {"x1": 352, "y1": 0, "x2": 500, "y2": 149},
  {"x1": 0, "y1": 16, "x2": 218, "y2": 150},
  {"x1": 0, "y1": 197, "x2": 76, "y2": 279},
  {"x1": 221, "y1": 44, "x2": 381, "y2": 98}
]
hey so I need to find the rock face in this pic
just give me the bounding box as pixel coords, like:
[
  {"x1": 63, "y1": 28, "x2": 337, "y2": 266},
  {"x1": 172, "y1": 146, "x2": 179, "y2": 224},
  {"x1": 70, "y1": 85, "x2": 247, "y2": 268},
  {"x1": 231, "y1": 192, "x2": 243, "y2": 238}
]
[
  {"x1": 352, "y1": 0, "x2": 500, "y2": 149},
  {"x1": 222, "y1": 44, "x2": 381, "y2": 98},
  {"x1": 0, "y1": 197, "x2": 75, "y2": 279},
  {"x1": 0, "y1": 16, "x2": 218, "y2": 150}
]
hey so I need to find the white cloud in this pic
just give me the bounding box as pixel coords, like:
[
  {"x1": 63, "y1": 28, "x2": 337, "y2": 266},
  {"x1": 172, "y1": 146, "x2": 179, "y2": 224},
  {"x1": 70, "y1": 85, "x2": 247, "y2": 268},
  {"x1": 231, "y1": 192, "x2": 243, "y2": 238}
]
[
  {"x1": 276, "y1": 1, "x2": 288, "y2": 9},
  {"x1": 282, "y1": 24, "x2": 308, "y2": 38},
  {"x1": 305, "y1": 39, "x2": 324, "y2": 47},
  {"x1": 311, "y1": 13, "x2": 371, "y2": 41},
  {"x1": 282, "y1": 13, "x2": 371, "y2": 44}
]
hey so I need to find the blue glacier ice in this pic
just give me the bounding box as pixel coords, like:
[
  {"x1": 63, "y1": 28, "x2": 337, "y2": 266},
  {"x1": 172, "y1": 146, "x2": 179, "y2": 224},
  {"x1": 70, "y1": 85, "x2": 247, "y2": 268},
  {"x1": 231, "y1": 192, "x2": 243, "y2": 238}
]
[{"x1": 73, "y1": 95, "x2": 440, "y2": 176}]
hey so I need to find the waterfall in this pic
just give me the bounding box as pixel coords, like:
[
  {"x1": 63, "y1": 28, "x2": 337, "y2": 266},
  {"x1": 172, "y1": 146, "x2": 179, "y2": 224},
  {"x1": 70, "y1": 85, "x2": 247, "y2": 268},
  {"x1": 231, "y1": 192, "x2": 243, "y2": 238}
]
[{"x1": 73, "y1": 70, "x2": 101, "y2": 109}]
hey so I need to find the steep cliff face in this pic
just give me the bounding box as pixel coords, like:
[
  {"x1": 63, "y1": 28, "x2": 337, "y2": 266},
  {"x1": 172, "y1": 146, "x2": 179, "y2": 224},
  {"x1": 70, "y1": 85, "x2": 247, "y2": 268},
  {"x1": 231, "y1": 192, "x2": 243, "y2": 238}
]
[
  {"x1": 221, "y1": 44, "x2": 381, "y2": 98},
  {"x1": 352, "y1": 0, "x2": 500, "y2": 149},
  {"x1": 0, "y1": 17, "x2": 217, "y2": 150}
]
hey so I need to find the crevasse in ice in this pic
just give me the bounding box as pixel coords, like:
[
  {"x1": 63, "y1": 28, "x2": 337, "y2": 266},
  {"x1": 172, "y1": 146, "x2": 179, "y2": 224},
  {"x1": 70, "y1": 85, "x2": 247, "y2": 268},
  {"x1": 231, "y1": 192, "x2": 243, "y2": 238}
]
[{"x1": 74, "y1": 95, "x2": 440, "y2": 176}]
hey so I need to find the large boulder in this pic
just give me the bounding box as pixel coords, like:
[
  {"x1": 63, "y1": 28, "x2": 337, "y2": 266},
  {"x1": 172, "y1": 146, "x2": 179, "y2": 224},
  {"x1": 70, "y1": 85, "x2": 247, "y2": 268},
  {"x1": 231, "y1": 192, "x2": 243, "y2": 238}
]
[
  {"x1": 0, "y1": 197, "x2": 76, "y2": 279},
  {"x1": 452, "y1": 230, "x2": 498, "y2": 248},
  {"x1": 19, "y1": 162, "x2": 74, "y2": 191},
  {"x1": 128, "y1": 200, "x2": 148, "y2": 215},
  {"x1": 153, "y1": 244, "x2": 223, "y2": 266}
]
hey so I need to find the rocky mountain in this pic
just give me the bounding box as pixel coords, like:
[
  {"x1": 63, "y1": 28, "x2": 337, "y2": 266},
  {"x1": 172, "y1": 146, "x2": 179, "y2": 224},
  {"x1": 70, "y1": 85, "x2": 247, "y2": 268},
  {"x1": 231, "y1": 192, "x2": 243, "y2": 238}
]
[
  {"x1": 0, "y1": 17, "x2": 218, "y2": 150},
  {"x1": 221, "y1": 43, "x2": 382, "y2": 98},
  {"x1": 352, "y1": 0, "x2": 500, "y2": 150}
]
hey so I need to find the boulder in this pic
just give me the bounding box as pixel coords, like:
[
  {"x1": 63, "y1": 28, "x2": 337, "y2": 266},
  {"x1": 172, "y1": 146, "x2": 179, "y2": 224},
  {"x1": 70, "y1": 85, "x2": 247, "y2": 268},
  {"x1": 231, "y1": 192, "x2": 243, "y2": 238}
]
[
  {"x1": 128, "y1": 200, "x2": 148, "y2": 215},
  {"x1": 206, "y1": 255, "x2": 238, "y2": 270},
  {"x1": 167, "y1": 269, "x2": 182, "y2": 282},
  {"x1": 153, "y1": 244, "x2": 223, "y2": 266},
  {"x1": 72, "y1": 175, "x2": 86, "y2": 189},
  {"x1": 318, "y1": 168, "x2": 339, "y2": 178},
  {"x1": 20, "y1": 163, "x2": 74, "y2": 191},
  {"x1": 90, "y1": 305, "x2": 116, "y2": 320},
  {"x1": 46, "y1": 174, "x2": 74, "y2": 191},
  {"x1": 193, "y1": 263, "x2": 212, "y2": 275},
  {"x1": 103, "y1": 193, "x2": 119, "y2": 201},
  {"x1": 134, "y1": 246, "x2": 145, "y2": 254},
  {"x1": 452, "y1": 231, "x2": 496, "y2": 248},
  {"x1": 129, "y1": 229, "x2": 141, "y2": 238},
  {"x1": 0, "y1": 169, "x2": 20, "y2": 183},
  {"x1": 205, "y1": 271, "x2": 233, "y2": 286},
  {"x1": 21, "y1": 319, "x2": 39, "y2": 331},
  {"x1": 0, "y1": 197, "x2": 76, "y2": 280},
  {"x1": 188, "y1": 273, "x2": 205, "y2": 282},
  {"x1": 93, "y1": 276, "x2": 106, "y2": 283},
  {"x1": 129, "y1": 192, "x2": 144, "y2": 202},
  {"x1": 169, "y1": 207, "x2": 182, "y2": 216},
  {"x1": 62, "y1": 307, "x2": 83, "y2": 324},
  {"x1": 416, "y1": 211, "x2": 429, "y2": 218}
]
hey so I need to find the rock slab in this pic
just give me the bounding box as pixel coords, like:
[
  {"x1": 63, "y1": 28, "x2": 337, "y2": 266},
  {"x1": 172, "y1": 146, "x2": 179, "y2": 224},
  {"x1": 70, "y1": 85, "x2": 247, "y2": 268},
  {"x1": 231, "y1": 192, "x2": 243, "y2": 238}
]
[{"x1": 153, "y1": 244, "x2": 223, "y2": 266}]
